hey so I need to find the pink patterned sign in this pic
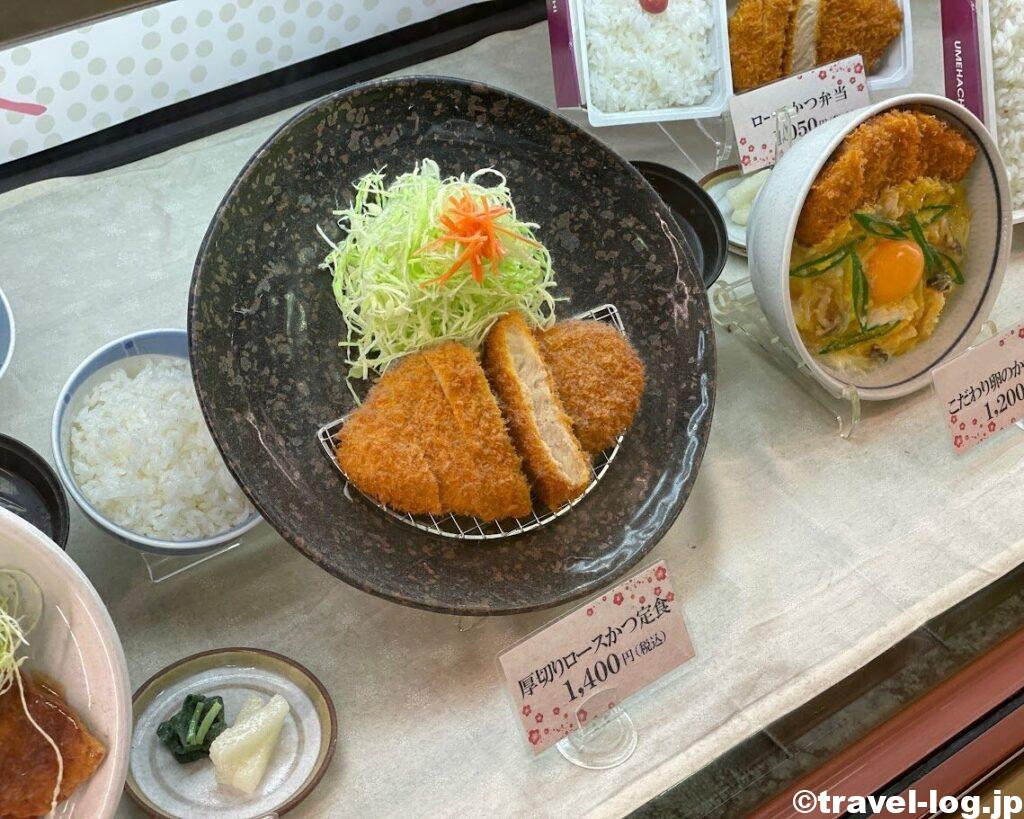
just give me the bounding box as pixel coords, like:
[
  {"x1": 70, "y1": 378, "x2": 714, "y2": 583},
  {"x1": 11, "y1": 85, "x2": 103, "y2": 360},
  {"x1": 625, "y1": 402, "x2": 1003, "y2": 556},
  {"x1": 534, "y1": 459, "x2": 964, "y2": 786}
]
[
  {"x1": 499, "y1": 561, "x2": 693, "y2": 755},
  {"x1": 729, "y1": 56, "x2": 870, "y2": 174},
  {"x1": 932, "y1": 324, "x2": 1024, "y2": 453}
]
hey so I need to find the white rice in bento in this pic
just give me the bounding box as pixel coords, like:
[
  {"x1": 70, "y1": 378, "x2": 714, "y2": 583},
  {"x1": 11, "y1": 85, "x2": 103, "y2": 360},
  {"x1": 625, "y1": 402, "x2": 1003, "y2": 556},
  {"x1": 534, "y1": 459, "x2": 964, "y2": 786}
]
[
  {"x1": 583, "y1": 0, "x2": 715, "y2": 113},
  {"x1": 990, "y1": 0, "x2": 1024, "y2": 210},
  {"x1": 70, "y1": 357, "x2": 254, "y2": 541}
]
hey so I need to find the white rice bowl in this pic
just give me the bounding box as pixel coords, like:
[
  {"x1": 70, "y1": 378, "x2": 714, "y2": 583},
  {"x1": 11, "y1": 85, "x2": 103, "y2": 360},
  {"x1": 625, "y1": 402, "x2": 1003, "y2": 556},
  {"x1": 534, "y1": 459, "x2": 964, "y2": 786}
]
[
  {"x1": 989, "y1": 0, "x2": 1024, "y2": 210},
  {"x1": 70, "y1": 357, "x2": 254, "y2": 541},
  {"x1": 582, "y1": 0, "x2": 715, "y2": 112}
]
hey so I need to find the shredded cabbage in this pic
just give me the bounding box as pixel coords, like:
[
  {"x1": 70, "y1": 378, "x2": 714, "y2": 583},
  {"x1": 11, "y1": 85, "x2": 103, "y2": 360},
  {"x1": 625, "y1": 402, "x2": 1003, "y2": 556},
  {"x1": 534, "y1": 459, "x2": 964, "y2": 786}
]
[{"x1": 320, "y1": 159, "x2": 559, "y2": 380}]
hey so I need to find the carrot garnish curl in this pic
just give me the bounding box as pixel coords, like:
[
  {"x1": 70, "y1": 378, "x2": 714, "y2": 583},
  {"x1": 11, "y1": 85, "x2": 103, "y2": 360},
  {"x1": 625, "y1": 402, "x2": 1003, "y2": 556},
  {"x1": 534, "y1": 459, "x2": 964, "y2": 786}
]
[{"x1": 418, "y1": 190, "x2": 541, "y2": 286}]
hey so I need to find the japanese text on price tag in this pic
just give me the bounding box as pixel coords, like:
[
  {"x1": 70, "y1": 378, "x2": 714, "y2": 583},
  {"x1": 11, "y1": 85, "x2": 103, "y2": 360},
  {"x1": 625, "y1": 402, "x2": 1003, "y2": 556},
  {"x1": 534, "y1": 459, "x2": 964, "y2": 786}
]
[
  {"x1": 729, "y1": 56, "x2": 871, "y2": 173},
  {"x1": 498, "y1": 561, "x2": 693, "y2": 754},
  {"x1": 931, "y1": 324, "x2": 1024, "y2": 453}
]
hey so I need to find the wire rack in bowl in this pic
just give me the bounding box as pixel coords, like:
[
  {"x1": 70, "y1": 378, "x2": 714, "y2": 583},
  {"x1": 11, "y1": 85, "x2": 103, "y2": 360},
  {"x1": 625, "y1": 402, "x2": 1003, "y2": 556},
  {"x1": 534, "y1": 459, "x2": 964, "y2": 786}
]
[{"x1": 317, "y1": 303, "x2": 626, "y2": 540}]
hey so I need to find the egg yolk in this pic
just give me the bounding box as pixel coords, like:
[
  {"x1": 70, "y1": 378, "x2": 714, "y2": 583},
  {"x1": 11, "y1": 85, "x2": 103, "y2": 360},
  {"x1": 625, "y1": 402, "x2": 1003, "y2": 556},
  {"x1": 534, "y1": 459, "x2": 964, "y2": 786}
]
[{"x1": 865, "y1": 240, "x2": 925, "y2": 304}]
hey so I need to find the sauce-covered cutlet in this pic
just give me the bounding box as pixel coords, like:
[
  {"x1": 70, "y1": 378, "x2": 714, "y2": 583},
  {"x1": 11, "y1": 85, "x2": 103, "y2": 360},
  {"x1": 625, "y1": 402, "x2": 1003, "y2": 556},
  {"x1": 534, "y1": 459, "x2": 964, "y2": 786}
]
[{"x1": 0, "y1": 675, "x2": 105, "y2": 818}]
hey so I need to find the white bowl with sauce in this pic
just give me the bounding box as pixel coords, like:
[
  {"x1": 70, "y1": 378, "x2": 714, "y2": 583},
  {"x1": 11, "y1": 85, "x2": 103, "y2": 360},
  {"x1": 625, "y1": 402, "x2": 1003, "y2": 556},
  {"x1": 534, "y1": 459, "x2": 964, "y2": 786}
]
[{"x1": 0, "y1": 506, "x2": 131, "y2": 819}]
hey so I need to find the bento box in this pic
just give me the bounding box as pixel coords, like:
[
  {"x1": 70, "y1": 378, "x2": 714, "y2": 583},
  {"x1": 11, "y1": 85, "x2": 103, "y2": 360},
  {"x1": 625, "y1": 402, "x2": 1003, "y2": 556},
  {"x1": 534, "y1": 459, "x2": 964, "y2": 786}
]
[
  {"x1": 547, "y1": 0, "x2": 914, "y2": 128},
  {"x1": 940, "y1": 0, "x2": 1024, "y2": 223},
  {"x1": 549, "y1": 0, "x2": 734, "y2": 124}
]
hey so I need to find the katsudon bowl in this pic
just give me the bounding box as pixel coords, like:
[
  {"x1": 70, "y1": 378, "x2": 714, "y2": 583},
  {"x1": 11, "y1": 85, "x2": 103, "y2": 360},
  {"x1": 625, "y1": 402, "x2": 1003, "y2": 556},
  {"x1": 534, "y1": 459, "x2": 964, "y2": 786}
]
[
  {"x1": 747, "y1": 94, "x2": 1011, "y2": 401},
  {"x1": 189, "y1": 76, "x2": 716, "y2": 615}
]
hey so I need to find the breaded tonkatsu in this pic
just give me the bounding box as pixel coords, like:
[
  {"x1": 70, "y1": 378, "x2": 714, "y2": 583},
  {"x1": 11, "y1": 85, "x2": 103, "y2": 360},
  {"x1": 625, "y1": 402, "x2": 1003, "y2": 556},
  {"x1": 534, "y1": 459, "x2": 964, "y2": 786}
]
[
  {"x1": 0, "y1": 675, "x2": 106, "y2": 818},
  {"x1": 538, "y1": 321, "x2": 645, "y2": 454},
  {"x1": 483, "y1": 313, "x2": 591, "y2": 510},
  {"x1": 796, "y1": 110, "x2": 977, "y2": 246},
  {"x1": 729, "y1": 0, "x2": 903, "y2": 92},
  {"x1": 728, "y1": 0, "x2": 798, "y2": 93},
  {"x1": 336, "y1": 343, "x2": 531, "y2": 520}
]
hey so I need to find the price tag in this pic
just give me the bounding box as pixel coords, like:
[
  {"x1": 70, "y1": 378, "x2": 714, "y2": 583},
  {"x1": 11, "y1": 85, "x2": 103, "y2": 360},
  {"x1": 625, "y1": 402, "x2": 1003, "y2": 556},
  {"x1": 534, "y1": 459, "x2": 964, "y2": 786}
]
[
  {"x1": 498, "y1": 560, "x2": 693, "y2": 754},
  {"x1": 931, "y1": 324, "x2": 1024, "y2": 453},
  {"x1": 729, "y1": 56, "x2": 871, "y2": 173}
]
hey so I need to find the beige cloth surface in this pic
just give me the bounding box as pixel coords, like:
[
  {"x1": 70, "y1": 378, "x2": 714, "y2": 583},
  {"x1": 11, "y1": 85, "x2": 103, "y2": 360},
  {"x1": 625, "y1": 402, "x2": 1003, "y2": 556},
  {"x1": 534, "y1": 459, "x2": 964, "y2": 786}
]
[{"x1": 1, "y1": 14, "x2": 1023, "y2": 819}]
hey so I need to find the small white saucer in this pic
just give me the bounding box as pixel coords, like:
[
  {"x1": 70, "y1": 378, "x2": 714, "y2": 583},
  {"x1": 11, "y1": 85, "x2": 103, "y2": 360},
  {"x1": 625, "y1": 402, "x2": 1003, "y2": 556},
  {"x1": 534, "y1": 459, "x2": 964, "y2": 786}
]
[
  {"x1": 700, "y1": 166, "x2": 753, "y2": 257},
  {"x1": 126, "y1": 648, "x2": 336, "y2": 819}
]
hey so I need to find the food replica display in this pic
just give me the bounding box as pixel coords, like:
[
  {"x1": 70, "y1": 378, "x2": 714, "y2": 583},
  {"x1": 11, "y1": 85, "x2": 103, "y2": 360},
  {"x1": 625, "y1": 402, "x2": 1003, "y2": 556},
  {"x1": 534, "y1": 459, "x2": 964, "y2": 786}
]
[
  {"x1": 747, "y1": 94, "x2": 1011, "y2": 402},
  {"x1": 188, "y1": 77, "x2": 714, "y2": 613},
  {"x1": 582, "y1": 0, "x2": 717, "y2": 111},
  {"x1": 155, "y1": 690, "x2": 291, "y2": 794},
  {"x1": 0, "y1": 509, "x2": 129, "y2": 819},
  {"x1": 325, "y1": 161, "x2": 645, "y2": 521},
  {"x1": 790, "y1": 110, "x2": 976, "y2": 367},
  {"x1": 2, "y1": 0, "x2": 1021, "y2": 809},
  {"x1": 68, "y1": 358, "x2": 254, "y2": 541},
  {"x1": 729, "y1": 0, "x2": 904, "y2": 91}
]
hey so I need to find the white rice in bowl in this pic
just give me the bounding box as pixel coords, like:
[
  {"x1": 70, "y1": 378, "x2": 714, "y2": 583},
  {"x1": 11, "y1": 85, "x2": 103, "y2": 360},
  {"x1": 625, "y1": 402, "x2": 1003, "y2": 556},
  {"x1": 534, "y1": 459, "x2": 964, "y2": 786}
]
[
  {"x1": 70, "y1": 357, "x2": 255, "y2": 541},
  {"x1": 583, "y1": 0, "x2": 715, "y2": 113},
  {"x1": 989, "y1": 0, "x2": 1024, "y2": 210}
]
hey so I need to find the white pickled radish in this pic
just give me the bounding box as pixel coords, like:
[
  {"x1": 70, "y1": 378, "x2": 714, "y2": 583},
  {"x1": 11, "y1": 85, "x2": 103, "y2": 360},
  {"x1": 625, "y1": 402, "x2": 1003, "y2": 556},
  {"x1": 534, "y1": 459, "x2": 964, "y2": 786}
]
[
  {"x1": 209, "y1": 694, "x2": 290, "y2": 794},
  {"x1": 232, "y1": 729, "x2": 281, "y2": 794},
  {"x1": 234, "y1": 695, "x2": 264, "y2": 729},
  {"x1": 211, "y1": 694, "x2": 263, "y2": 785}
]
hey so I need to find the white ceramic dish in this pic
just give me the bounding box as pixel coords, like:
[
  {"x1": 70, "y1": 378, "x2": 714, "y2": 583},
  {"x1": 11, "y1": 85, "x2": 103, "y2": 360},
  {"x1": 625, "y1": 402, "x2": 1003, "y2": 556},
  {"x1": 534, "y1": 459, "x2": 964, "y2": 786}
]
[
  {"x1": 51, "y1": 328, "x2": 261, "y2": 556},
  {"x1": 0, "y1": 506, "x2": 131, "y2": 819},
  {"x1": 747, "y1": 93, "x2": 1012, "y2": 401},
  {"x1": 127, "y1": 648, "x2": 337, "y2": 819},
  {"x1": 0, "y1": 285, "x2": 14, "y2": 383},
  {"x1": 573, "y1": 0, "x2": 734, "y2": 125},
  {"x1": 700, "y1": 165, "x2": 765, "y2": 257}
]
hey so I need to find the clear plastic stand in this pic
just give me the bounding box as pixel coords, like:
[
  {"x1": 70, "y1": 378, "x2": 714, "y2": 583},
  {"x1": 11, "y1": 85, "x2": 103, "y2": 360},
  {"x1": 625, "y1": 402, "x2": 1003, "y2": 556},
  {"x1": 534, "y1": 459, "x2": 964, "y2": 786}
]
[
  {"x1": 138, "y1": 540, "x2": 245, "y2": 584},
  {"x1": 712, "y1": 277, "x2": 1004, "y2": 441},
  {"x1": 712, "y1": 277, "x2": 863, "y2": 438},
  {"x1": 555, "y1": 687, "x2": 637, "y2": 769}
]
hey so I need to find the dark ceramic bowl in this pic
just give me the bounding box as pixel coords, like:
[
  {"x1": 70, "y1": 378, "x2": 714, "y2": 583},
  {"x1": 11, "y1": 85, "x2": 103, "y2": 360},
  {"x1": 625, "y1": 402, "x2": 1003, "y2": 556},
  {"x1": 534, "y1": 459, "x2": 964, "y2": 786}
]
[
  {"x1": 0, "y1": 433, "x2": 70, "y2": 548},
  {"x1": 632, "y1": 161, "x2": 729, "y2": 288},
  {"x1": 189, "y1": 76, "x2": 715, "y2": 615}
]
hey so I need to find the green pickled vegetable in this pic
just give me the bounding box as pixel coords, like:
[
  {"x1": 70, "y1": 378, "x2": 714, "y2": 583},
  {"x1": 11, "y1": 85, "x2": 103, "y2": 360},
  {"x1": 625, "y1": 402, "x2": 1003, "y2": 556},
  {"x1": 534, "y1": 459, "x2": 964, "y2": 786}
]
[{"x1": 157, "y1": 693, "x2": 228, "y2": 763}]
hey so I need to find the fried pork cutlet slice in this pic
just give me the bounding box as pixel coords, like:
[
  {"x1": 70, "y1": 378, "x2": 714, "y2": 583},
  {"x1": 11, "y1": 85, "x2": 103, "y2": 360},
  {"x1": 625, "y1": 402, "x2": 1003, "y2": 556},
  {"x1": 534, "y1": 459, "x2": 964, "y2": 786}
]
[
  {"x1": 483, "y1": 313, "x2": 590, "y2": 510},
  {"x1": 537, "y1": 321, "x2": 645, "y2": 454},
  {"x1": 816, "y1": 0, "x2": 903, "y2": 70},
  {"x1": 335, "y1": 365, "x2": 442, "y2": 515},
  {"x1": 795, "y1": 110, "x2": 977, "y2": 246},
  {"x1": 730, "y1": 0, "x2": 900, "y2": 92},
  {"x1": 0, "y1": 675, "x2": 106, "y2": 818},
  {"x1": 336, "y1": 344, "x2": 531, "y2": 520},
  {"x1": 423, "y1": 344, "x2": 532, "y2": 519},
  {"x1": 729, "y1": 0, "x2": 797, "y2": 92}
]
